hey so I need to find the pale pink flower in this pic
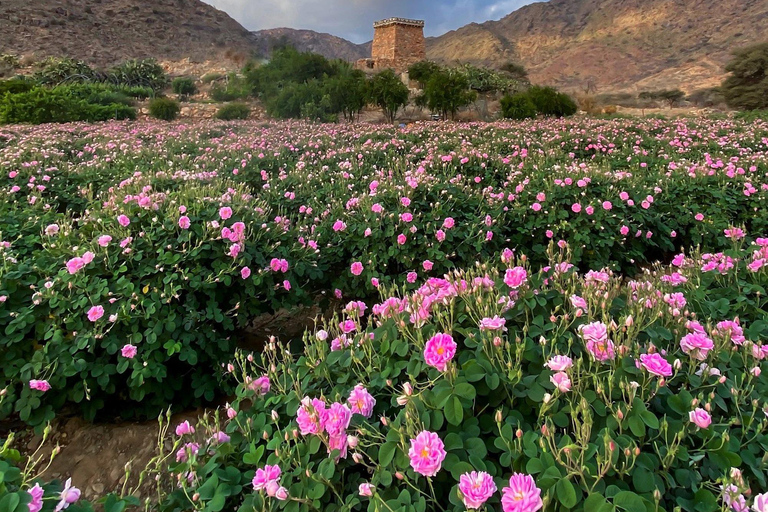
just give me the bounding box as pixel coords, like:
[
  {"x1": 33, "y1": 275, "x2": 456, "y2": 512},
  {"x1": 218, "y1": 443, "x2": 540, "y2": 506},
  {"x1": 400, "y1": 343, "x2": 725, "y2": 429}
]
[
  {"x1": 545, "y1": 355, "x2": 573, "y2": 372},
  {"x1": 680, "y1": 332, "x2": 714, "y2": 360},
  {"x1": 479, "y1": 316, "x2": 507, "y2": 331},
  {"x1": 348, "y1": 384, "x2": 376, "y2": 418},
  {"x1": 175, "y1": 420, "x2": 195, "y2": 436},
  {"x1": 28, "y1": 483, "x2": 44, "y2": 512},
  {"x1": 121, "y1": 344, "x2": 137, "y2": 359},
  {"x1": 97, "y1": 235, "x2": 112, "y2": 247},
  {"x1": 408, "y1": 431, "x2": 446, "y2": 477},
  {"x1": 54, "y1": 478, "x2": 80, "y2": 512},
  {"x1": 219, "y1": 207, "x2": 233, "y2": 220},
  {"x1": 550, "y1": 372, "x2": 571, "y2": 392},
  {"x1": 689, "y1": 408, "x2": 712, "y2": 429},
  {"x1": 359, "y1": 483, "x2": 375, "y2": 497},
  {"x1": 179, "y1": 216, "x2": 191, "y2": 229},
  {"x1": 252, "y1": 465, "x2": 281, "y2": 491}
]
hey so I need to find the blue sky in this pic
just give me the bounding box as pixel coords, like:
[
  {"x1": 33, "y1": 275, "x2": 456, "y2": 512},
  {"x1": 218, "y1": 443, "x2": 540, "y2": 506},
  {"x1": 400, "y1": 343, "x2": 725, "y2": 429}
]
[{"x1": 202, "y1": 0, "x2": 537, "y2": 43}]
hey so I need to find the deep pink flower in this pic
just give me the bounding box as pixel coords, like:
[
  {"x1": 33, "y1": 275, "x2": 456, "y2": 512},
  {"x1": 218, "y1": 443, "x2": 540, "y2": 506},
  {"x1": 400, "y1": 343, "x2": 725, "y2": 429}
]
[
  {"x1": 179, "y1": 216, "x2": 191, "y2": 229},
  {"x1": 442, "y1": 217, "x2": 455, "y2": 229},
  {"x1": 29, "y1": 379, "x2": 51, "y2": 392},
  {"x1": 296, "y1": 397, "x2": 327, "y2": 435},
  {"x1": 501, "y1": 473, "x2": 542, "y2": 512},
  {"x1": 459, "y1": 471, "x2": 497, "y2": 509},
  {"x1": 175, "y1": 420, "x2": 195, "y2": 436},
  {"x1": 579, "y1": 322, "x2": 615, "y2": 362},
  {"x1": 423, "y1": 333, "x2": 457, "y2": 371},
  {"x1": 87, "y1": 305, "x2": 104, "y2": 322},
  {"x1": 350, "y1": 262, "x2": 364, "y2": 275},
  {"x1": 97, "y1": 235, "x2": 112, "y2": 247},
  {"x1": 117, "y1": 214, "x2": 130, "y2": 227},
  {"x1": 639, "y1": 353, "x2": 673, "y2": 377},
  {"x1": 219, "y1": 207, "x2": 233, "y2": 220},
  {"x1": 324, "y1": 402, "x2": 352, "y2": 437},
  {"x1": 55, "y1": 478, "x2": 80, "y2": 511},
  {"x1": 252, "y1": 465, "x2": 281, "y2": 491},
  {"x1": 408, "y1": 431, "x2": 446, "y2": 477},
  {"x1": 571, "y1": 203, "x2": 582, "y2": 213},
  {"x1": 504, "y1": 267, "x2": 527, "y2": 288}
]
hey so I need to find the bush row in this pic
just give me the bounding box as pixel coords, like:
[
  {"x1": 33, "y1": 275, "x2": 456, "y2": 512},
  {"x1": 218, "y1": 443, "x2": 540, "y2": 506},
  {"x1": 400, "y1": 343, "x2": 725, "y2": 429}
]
[{"x1": 0, "y1": 117, "x2": 766, "y2": 426}]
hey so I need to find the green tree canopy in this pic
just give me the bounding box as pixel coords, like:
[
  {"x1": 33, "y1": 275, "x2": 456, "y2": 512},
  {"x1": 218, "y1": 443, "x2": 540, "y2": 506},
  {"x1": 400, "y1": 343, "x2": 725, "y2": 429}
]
[{"x1": 721, "y1": 42, "x2": 768, "y2": 111}]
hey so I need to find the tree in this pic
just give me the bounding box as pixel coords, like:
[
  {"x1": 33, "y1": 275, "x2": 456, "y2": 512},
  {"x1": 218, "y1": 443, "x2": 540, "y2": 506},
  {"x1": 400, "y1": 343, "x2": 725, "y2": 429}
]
[
  {"x1": 500, "y1": 62, "x2": 529, "y2": 82},
  {"x1": 638, "y1": 89, "x2": 685, "y2": 108},
  {"x1": 324, "y1": 65, "x2": 367, "y2": 121},
  {"x1": 420, "y1": 70, "x2": 477, "y2": 119},
  {"x1": 366, "y1": 70, "x2": 409, "y2": 123},
  {"x1": 407, "y1": 61, "x2": 443, "y2": 87},
  {"x1": 721, "y1": 42, "x2": 768, "y2": 111}
]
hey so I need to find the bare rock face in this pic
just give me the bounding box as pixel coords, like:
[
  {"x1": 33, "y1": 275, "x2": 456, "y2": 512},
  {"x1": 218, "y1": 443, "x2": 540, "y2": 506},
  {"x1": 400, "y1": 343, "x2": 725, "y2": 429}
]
[
  {"x1": 0, "y1": 0, "x2": 257, "y2": 68},
  {"x1": 426, "y1": 0, "x2": 768, "y2": 94},
  {"x1": 250, "y1": 27, "x2": 371, "y2": 62}
]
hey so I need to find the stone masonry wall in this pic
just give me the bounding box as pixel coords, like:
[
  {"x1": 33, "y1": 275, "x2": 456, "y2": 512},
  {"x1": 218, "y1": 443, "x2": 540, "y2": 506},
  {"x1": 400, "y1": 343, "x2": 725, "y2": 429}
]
[{"x1": 361, "y1": 20, "x2": 426, "y2": 73}]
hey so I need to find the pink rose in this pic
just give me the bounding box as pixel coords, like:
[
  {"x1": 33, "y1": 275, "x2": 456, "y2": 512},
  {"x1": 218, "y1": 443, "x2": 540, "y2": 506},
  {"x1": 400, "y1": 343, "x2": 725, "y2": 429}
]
[
  {"x1": 121, "y1": 344, "x2": 137, "y2": 359},
  {"x1": 550, "y1": 372, "x2": 571, "y2": 392},
  {"x1": 459, "y1": 471, "x2": 497, "y2": 509},
  {"x1": 350, "y1": 262, "x2": 364, "y2": 275},
  {"x1": 87, "y1": 305, "x2": 104, "y2": 322},
  {"x1": 29, "y1": 379, "x2": 51, "y2": 392},
  {"x1": 423, "y1": 333, "x2": 457, "y2": 372},
  {"x1": 501, "y1": 473, "x2": 542, "y2": 512},
  {"x1": 689, "y1": 408, "x2": 711, "y2": 429},
  {"x1": 408, "y1": 431, "x2": 446, "y2": 477},
  {"x1": 639, "y1": 353, "x2": 672, "y2": 377}
]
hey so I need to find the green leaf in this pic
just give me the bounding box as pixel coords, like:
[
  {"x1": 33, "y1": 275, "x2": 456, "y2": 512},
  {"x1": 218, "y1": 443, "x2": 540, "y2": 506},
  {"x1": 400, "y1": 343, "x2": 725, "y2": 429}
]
[
  {"x1": 613, "y1": 491, "x2": 645, "y2": 512},
  {"x1": 379, "y1": 442, "x2": 397, "y2": 467},
  {"x1": 444, "y1": 396, "x2": 463, "y2": 425},
  {"x1": 556, "y1": 478, "x2": 578, "y2": 508}
]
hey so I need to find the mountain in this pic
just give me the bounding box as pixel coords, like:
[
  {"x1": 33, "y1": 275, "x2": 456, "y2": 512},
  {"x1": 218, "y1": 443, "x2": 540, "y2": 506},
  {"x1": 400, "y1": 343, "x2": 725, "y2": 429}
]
[
  {"x1": 426, "y1": 0, "x2": 768, "y2": 93},
  {"x1": 251, "y1": 28, "x2": 370, "y2": 62},
  {"x1": 0, "y1": 0, "x2": 258, "y2": 67}
]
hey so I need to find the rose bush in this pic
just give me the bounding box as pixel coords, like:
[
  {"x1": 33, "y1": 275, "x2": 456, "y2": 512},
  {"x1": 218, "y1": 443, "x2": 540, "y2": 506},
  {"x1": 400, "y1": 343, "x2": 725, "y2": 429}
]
[
  {"x1": 0, "y1": 117, "x2": 767, "y2": 427},
  {"x1": 155, "y1": 235, "x2": 768, "y2": 512}
]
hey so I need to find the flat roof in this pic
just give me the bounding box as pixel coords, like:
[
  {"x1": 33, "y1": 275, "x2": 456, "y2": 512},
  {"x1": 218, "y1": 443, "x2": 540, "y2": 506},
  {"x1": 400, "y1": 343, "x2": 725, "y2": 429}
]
[{"x1": 373, "y1": 18, "x2": 425, "y2": 28}]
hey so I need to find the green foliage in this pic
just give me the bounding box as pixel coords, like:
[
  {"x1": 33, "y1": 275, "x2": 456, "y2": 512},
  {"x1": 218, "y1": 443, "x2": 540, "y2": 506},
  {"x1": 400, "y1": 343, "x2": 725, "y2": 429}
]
[
  {"x1": 0, "y1": 78, "x2": 35, "y2": 96},
  {"x1": 323, "y1": 66, "x2": 367, "y2": 121},
  {"x1": 171, "y1": 77, "x2": 197, "y2": 98},
  {"x1": 0, "y1": 84, "x2": 136, "y2": 124},
  {"x1": 500, "y1": 61, "x2": 529, "y2": 81},
  {"x1": 454, "y1": 63, "x2": 522, "y2": 94},
  {"x1": 215, "y1": 102, "x2": 251, "y2": 120},
  {"x1": 500, "y1": 92, "x2": 538, "y2": 120},
  {"x1": 638, "y1": 89, "x2": 686, "y2": 107},
  {"x1": 246, "y1": 47, "x2": 337, "y2": 100},
  {"x1": 148, "y1": 97, "x2": 180, "y2": 121},
  {"x1": 209, "y1": 74, "x2": 251, "y2": 102},
  {"x1": 420, "y1": 70, "x2": 477, "y2": 119},
  {"x1": 367, "y1": 69, "x2": 410, "y2": 123},
  {"x1": 107, "y1": 58, "x2": 169, "y2": 91},
  {"x1": 155, "y1": 240, "x2": 768, "y2": 512},
  {"x1": 33, "y1": 58, "x2": 102, "y2": 85},
  {"x1": 527, "y1": 86, "x2": 579, "y2": 117},
  {"x1": 266, "y1": 80, "x2": 335, "y2": 121},
  {"x1": 722, "y1": 42, "x2": 768, "y2": 111},
  {"x1": 408, "y1": 60, "x2": 443, "y2": 86}
]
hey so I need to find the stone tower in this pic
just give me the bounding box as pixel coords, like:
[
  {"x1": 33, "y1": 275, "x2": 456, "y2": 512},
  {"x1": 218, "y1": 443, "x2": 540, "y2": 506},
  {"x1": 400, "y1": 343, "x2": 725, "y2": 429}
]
[{"x1": 358, "y1": 18, "x2": 426, "y2": 73}]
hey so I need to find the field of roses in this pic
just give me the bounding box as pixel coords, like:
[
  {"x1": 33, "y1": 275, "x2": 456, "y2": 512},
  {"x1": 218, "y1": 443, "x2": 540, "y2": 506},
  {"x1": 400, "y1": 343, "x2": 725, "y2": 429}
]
[{"x1": 0, "y1": 115, "x2": 768, "y2": 512}]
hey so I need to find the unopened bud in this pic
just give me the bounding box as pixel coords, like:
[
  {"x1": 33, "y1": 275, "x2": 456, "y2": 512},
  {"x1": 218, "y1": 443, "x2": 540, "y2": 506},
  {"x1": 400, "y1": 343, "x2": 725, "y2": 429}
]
[
  {"x1": 395, "y1": 472, "x2": 404, "y2": 480},
  {"x1": 495, "y1": 410, "x2": 503, "y2": 423},
  {"x1": 516, "y1": 429, "x2": 523, "y2": 439},
  {"x1": 403, "y1": 382, "x2": 413, "y2": 396},
  {"x1": 192, "y1": 493, "x2": 200, "y2": 502}
]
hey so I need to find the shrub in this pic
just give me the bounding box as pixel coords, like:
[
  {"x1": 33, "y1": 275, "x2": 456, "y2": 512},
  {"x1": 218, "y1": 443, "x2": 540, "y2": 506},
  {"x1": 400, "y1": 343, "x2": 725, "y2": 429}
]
[
  {"x1": 722, "y1": 42, "x2": 768, "y2": 111},
  {"x1": 171, "y1": 77, "x2": 197, "y2": 98},
  {"x1": 0, "y1": 77, "x2": 35, "y2": 96},
  {"x1": 366, "y1": 69, "x2": 410, "y2": 123},
  {"x1": 0, "y1": 85, "x2": 136, "y2": 124},
  {"x1": 108, "y1": 58, "x2": 169, "y2": 91},
  {"x1": 209, "y1": 74, "x2": 251, "y2": 102},
  {"x1": 215, "y1": 102, "x2": 251, "y2": 120},
  {"x1": 408, "y1": 60, "x2": 443, "y2": 86},
  {"x1": 638, "y1": 89, "x2": 686, "y2": 107},
  {"x1": 32, "y1": 57, "x2": 102, "y2": 85},
  {"x1": 156, "y1": 239, "x2": 768, "y2": 512},
  {"x1": 323, "y1": 67, "x2": 367, "y2": 121},
  {"x1": 148, "y1": 97, "x2": 180, "y2": 120},
  {"x1": 527, "y1": 86, "x2": 578, "y2": 117},
  {"x1": 420, "y1": 70, "x2": 477, "y2": 120},
  {"x1": 500, "y1": 92, "x2": 538, "y2": 120}
]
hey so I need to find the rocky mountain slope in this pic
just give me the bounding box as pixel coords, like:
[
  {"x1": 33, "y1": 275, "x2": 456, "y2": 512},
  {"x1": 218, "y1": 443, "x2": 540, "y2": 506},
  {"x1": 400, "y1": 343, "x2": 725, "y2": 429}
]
[
  {"x1": 426, "y1": 0, "x2": 768, "y2": 93},
  {"x1": 0, "y1": 0, "x2": 257, "y2": 67},
  {"x1": 251, "y1": 28, "x2": 370, "y2": 62}
]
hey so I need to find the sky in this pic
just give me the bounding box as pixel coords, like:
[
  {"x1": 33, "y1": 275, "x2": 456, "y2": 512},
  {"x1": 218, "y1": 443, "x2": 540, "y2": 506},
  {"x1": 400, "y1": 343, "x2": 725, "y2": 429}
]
[{"x1": 201, "y1": 0, "x2": 538, "y2": 43}]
